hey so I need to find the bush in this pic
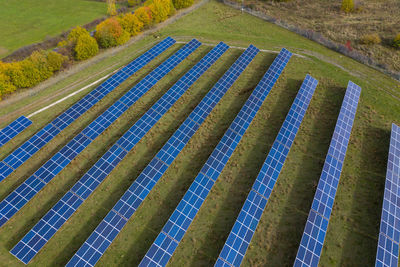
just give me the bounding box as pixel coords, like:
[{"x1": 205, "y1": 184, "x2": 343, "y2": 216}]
[
  {"x1": 0, "y1": 73, "x2": 16, "y2": 99},
  {"x1": 341, "y1": 0, "x2": 354, "y2": 13},
  {"x1": 67, "y1": 26, "x2": 89, "y2": 44},
  {"x1": 149, "y1": 0, "x2": 175, "y2": 23},
  {"x1": 95, "y1": 18, "x2": 130, "y2": 48},
  {"x1": 135, "y1": 7, "x2": 152, "y2": 26},
  {"x1": 172, "y1": 0, "x2": 193, "y2": 9},
  {"x1": 394, "y1": 34, "x2": 400, "y2": 48},
  {"x1": 74, "y1": 34, "x2": 99, "y2": 60},
  {"x1": 128, "y1": 0, "x2": 141, "y2": 7},
  {"x1": 118, "y1": 13, "x2": 144, "y2": 36},
  {"x1": 361, "y1": 33, "x2": 381, "y2": 45}
]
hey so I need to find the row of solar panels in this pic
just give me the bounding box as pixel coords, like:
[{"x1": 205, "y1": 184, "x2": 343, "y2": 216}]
[
  {"x1": 0, "y1": 116, "x2": 32, "y2": 147},
  {"x1": 1, "y1": 37, "x2": 393, "y2": 267}
]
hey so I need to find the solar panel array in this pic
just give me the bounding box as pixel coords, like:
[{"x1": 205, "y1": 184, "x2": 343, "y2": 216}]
[
  {"x1": 294, "y1": 81, "x2": 361, "y2": 267},
  {"x1": 139, "y1": 48, "x2": 292, "y2": 267},
  {"x1": 0, "y1": 39, "x2": 199, "y2": 232},
  {"x1": 215, "y1": 75, "x2": 318, "y2": 267},
  {"x1": 0, "y1": 116, "x2": 32, "y2": 147},
  {"x1": 10, "y1": 41, "x2": 231, "y2": 265},
  {"x1": 376, "y1": 123, "x2": 400, "y2": 267},
  {"x1": 66, "y1": 44, "x2": 259, "y2": 267},
  {"x1": 0, "y1": 42, "x2": 196, "y2": 232},
  {"x1": 0, "y1": 37, "x2": 175, "y2": 183}
]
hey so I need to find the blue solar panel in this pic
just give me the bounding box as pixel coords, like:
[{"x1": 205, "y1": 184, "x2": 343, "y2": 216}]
[
  {"x1": 0, "y1": 39, "x2": 199, "y2": 235},
  {"x1": 10, "y1": 41, "x2": 231, "y2": 265},
  {"x1": 139, "y1": 48, "x2": 292, "y2": 267},
  {"x1": 0, "y1": 116, "x2": 32, "y2": 147},
  {"x1": 214, "y1": 75, "x2": 318, "y2": 267},
  {"x1": 376, "y1": 123, "x2": 400, "y2": 267},
  {"x1": 0, "y1": 37, "x2": 175, "y2": 183},
  {"x1": 294, "y1": 81, "x2": 361, "y2": 267},
  {"x1": 65, "y1": 44, "x2": 258, "y2": 267}
]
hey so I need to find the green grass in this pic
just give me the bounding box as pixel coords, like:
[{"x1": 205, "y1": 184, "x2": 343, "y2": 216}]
[
  {"x1": 0, "y1": 1, "x2": 399, "y2": 266},
  {"x1": 0, "y1": 0, "x2": 107, "y2": 57}
]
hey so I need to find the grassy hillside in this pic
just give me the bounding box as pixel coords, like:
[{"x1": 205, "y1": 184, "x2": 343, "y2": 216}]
[
  {"x1": 0, "y1": 0, "x2": 107, "y2": 57},
  {"x1": 0, "y1": 1, "x2": 399, "y2": 266}
]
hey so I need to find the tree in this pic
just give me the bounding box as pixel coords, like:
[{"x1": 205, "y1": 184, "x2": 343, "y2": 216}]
[
  {"x1": 172, "y1": 0, "x2": 193, "y2": 9},
  {"x1": 341, "y1": 0, "x2": 354, "y2": 13},
  {"x1": 95, "y1": 18, "x2": 130, "y2": 48},
  {"x1": 74, "y1": 34, "x2": 99, "y2": 60},
  {"x1": 135, "y1": 7, "x2": 152, "y2": 26},
  {"x1": 149, "y1": 0, "x2": 174, "y2": 23},
  {"x1": 118, "y1": 13, "x2": 144, "y2": 36},
  {"x1": 107, "y1": 0, "x2": 117, "y2": 16},
  {"x1": 0, "y1": 73, "x2": 16, "y2": 99}
]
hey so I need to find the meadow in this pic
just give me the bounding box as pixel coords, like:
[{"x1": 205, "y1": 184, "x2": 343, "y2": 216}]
[{"x1": 0, "y1": 0, "x2": 107, "y2": 57}]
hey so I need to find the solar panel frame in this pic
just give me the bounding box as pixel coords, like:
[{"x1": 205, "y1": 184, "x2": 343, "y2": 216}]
[
  {"x1": 0, "y1": 37, "x2": 175, "y2": 183},
  {"x1": 294, "y1": 81, "x2": 361, "y2": 267},
  {"x1": 10, "y1": 41, "x2": 231, "y2": 265},
  {"x1": 0, "y1": 116, "x2": 32, "y2": 147},
  {"x1": 215, "y1": 75, "x2": 318, "y2": 267},
  {"x1": 65, "y1": 44, "x2": 260, "y2": 267},
  {"x1": 376, "y1": 123, "x2": 400, "y2": 267},
  {"x1": 139, "y1": 48, "x2": 293, "y2": 267}
]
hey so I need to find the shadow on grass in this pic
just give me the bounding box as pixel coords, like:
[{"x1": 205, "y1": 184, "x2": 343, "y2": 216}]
[
  {"x1": 4, "y1": 46, "x2": 200, "y2": 250},
  {"x1": 338, "y1": 126, "x2": 389, "y2": 266},
  {"x1": 260, "y1": 84, "x2": 345, "y2": 265}
]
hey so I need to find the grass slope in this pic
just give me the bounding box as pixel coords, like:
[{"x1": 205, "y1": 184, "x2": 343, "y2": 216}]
[
  {"x1": 0, "y1": 1, "x2": 399, "y2": 266},
  {"x1": 0, "y1": 0, "x2": 107, "y2": 57}
]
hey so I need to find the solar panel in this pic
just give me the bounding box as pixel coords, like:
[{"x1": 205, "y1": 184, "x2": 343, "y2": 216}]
[
  {"x1": 376, "y1": 123, "x2": 400, "y2": 267},
  {"x1": 65, "y1": 44, "x2": 259, "y2": 267},
  {"x1": 139, "y1": 48, "x2": 292, "y2": 267},
  {"x1": 0, "y1": 37, "x2": 175, "y2": 183},
  {"x1": 10, "y1": 41, "x2": 230, "y2": 265},
  {"x1": 294, "y1": 81, "x2": 361, "y2": 267},
  {"x1": 0, "y1": 39, "x2": 200, "y2": 233},
  {"x1": 0, "y1": 116, "x2": 32, "y2": 147},
  {"x1": 215, "y1": 75, "x2": 318, "y2": 267}
]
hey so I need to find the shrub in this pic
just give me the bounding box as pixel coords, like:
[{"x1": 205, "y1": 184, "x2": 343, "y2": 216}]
[
  {"x1": 0, "y1": 73, "x2": 16, "y2": 99},
  {"x1": 149, "y1": 0, "x2": 175, "y2": 23},
  {"x1": 361, "y1": 33, "x2": 381, "y2": 45},
  {"x1": 394, "y1": 34, "x2": 400, "y2": 48},
  {"x1": 135, "y1": 7, "x2": 152, "y2": 26},
  {"x1": 67, "y1": 26, "x2": 89, "y2": 44},
  {"x1": 341, "y1": 0, "x2": 354, "y2": 13},
  {"x1": 172, "y1": 0, "x2": 193, "y2": 9},
  {"x1": 74, "y1": 34, "x2": 99, "y2": 60},
  {"x1": 95, "y1": 18, "x2": 130, "y2": 48},
  {"x1": 118, "y1": 13, "x2": 144, "y2": 36},
  {"x1": 128, "y1": 0, "x2": 141, "y2": 7}
]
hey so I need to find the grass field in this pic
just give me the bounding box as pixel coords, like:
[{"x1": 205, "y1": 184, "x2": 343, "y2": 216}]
[
  {"x1": 0, "y1": 0, "x2": 107, "y2": 57},
  {"x1": 0, "y1": 1, "x2": 399, "y2": 266}
]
